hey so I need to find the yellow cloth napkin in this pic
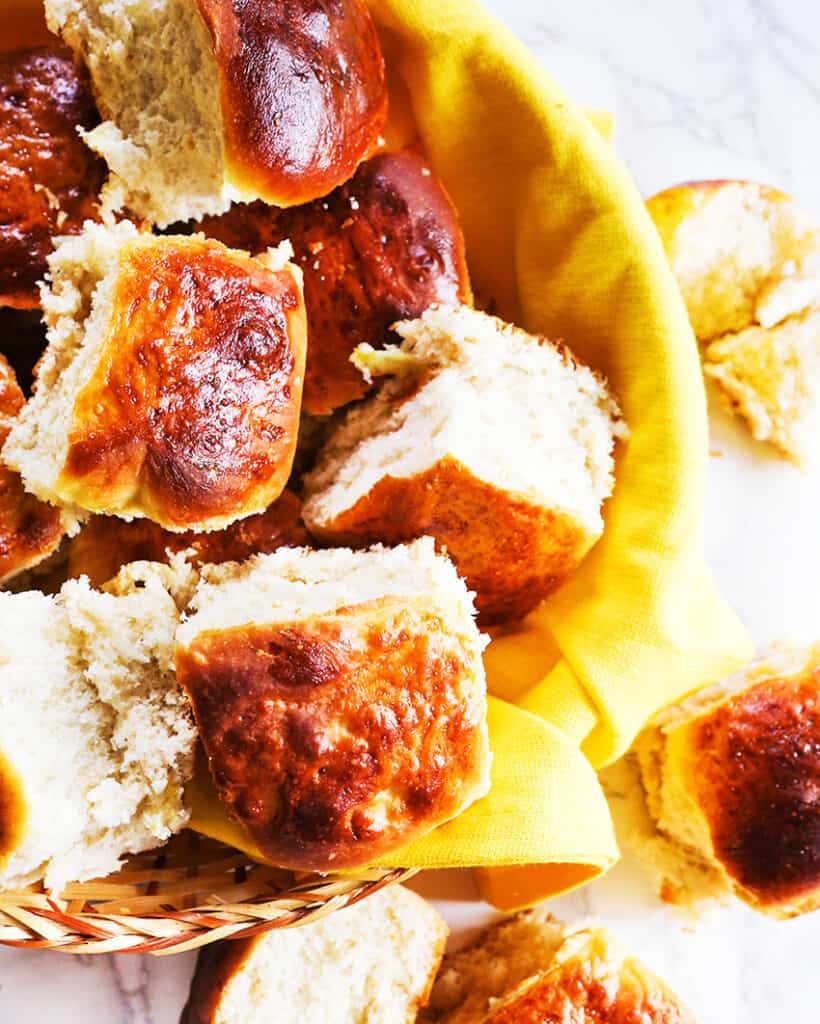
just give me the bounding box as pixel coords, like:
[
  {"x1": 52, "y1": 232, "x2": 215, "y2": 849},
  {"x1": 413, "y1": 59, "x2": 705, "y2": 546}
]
[{"x1": 186, "y1": 0, "x2": 752, "y2": 909}]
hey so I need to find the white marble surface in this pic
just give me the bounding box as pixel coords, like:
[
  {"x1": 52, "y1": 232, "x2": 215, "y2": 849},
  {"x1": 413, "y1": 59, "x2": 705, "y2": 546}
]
[{"x1": 2, "y1": 1, "x2": 819, "y2": 1021}]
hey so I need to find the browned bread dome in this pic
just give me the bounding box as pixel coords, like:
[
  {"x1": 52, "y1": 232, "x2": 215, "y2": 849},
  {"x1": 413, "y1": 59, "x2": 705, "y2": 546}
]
[
  {"x1": 635, "y1": 645, "x2": 820, "y2": 918},
  {"x1": 175, "y1": 539, "x2": 491, "y2": 872},
  {"x1": 2, "y1": 223, "x2": 308, "y2": 533},
  {"x1": 0, "y1": 46, "x2": 105, "y2": 309},
  {"x1": 202, "y1": 150, "x2": 471, "y2": 414},
  {"x1": 46, "y1": 0, "x2": 387, "y2": 226}
]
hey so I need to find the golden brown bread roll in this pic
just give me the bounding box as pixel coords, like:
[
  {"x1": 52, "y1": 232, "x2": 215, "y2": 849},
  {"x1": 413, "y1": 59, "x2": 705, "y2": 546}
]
[
  {"x1": 2, "y1": 222, "x2": 307, "y2": 533},
  {"x1": 0, "y1": 46, "x2": 106, "y2": 309},
  {"x1": 646, "y1": 179, "x2": 820, "y2": 465},
  {"x1": 175, "y1": 539, "x2": 491, "y2": 872},
  {"x1": 46, "y1": 0, "x2": 387, "y2": 226},
  {"x1": 180, "y1": 886, "x2": 448, "y2": 1024},
  {"x1": 303, "y1": 306, "x2": 626, "y2": 624},
  {"x1": 202, "y1": 150, "x2": 472, "y2": 414},
  {"x1": 423, "y1": 908, "x2": 693, "y2": 1024},
  {"x1": 0, "y1": 351, "x2": 65, "y2": 585},
  {"x1": 634, "y1": 645, "x2": 820, "y2": 918},
  {"x1": 67, "y1": 489, "x2": 308, "y2": 588}
]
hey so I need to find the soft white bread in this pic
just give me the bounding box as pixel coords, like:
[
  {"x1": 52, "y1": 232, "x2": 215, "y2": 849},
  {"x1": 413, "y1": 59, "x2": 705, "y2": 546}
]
[
  {"x1": 422, "y1": 908, "x2": 693, "y2": 1024},
  {"x1": 45, "y1": 0, "x2": 387, "y2": 227},
  {"x1": 0, "y1": 567, "x2": 196, "y2": 892},
  {"x1": 703, "y1": 308, "x2": 820, "y2": 467},
  {"x1": 633, "y1": 645, "x2": 820, "y2": 919},
  {"x1": 646, "y1": 180, "x2": 820, "y2": 465},
  {"x1": 2, "y1": 221, "x2": 307, "y2": 533},
  {"x1": 646, "y1": 180, "x2": 820, "y2": 341},
  {"x1": 176, "y1": 537, "x2": 491, "y2": 872},
  {"x1": 180, "y1": 885, "x2": 448, "y2": 1024},
  {"x1": 302, "y1": 305, "x2": 625, "y2": 623}
]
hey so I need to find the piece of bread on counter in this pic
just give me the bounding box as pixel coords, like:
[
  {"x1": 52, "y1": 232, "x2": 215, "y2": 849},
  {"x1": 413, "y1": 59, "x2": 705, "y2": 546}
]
[
  {"x1": 703, "y1": 308, "x2": 820, "y2": 467},
  {"x1": 176, "y1": 537, "x2": 491, "y2": 872},
  {"x1": 646, "y1": 180, "x2": 820, "y2": 342},
  {"x1": 422, "y1": 907, "x2": 693, "y2": 1024},
  {"x1": 66, "y1": 489, "x2": 308, "y2": 589},
  {"x1": 0, "y1": 45, "x2": 106, "y2": 309},
  {"x1": 302, "y1": 305, "x2": 626, "y2": 624},
  {"x1": 45, "y1": 0, "x2": 387, "y2": 227},
  {"x1": 634, "y1": 645, "x2": 820, "y2": 919},
  {"x1": 0, "y1": 566, "x2": 196, "y2": 892},
  {"x1": 646, "y1": 180, "x2": 820, "y2": 465},
  {"x1": 180, "y1": 885, "x2": 447, "y2": 1024},
  {"x1": 2, "y1": 221, "x2": 307, "y2": 534},
  {"x1": 0, "y1": 352, "x2": 65, "y2": 585},
  {"x1": 202, "y1": 150, "x2": 472, "y2": 415}
]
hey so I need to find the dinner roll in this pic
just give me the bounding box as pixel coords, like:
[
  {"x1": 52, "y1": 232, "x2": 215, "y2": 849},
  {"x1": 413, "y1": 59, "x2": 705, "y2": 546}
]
[
  {"x1": 67, "y1": 489, "x2": 307, "y2": 588},
  {"x1": 647, "y1": 180, "x2": 820, "y2": 464},
  {"x1": 634, "y1": 645, "x2": 820, "y2": 919},
  {"x1": 0, "y1": 352, "x2": 65, "y2": 585},
  {"x1": 422, "y1": 908, "x2": 693, "y2": 1024},
  {"x1": 303, "y1": 305, "x2": 626, "y2": 624},
  {"x1": 0, "y1": 46, "x2": 105, "y2": 309},
  {"x1": 202, "y1": 151, "x2": 472, "y2": 415},
  {"x1": 46, "y1": 0, "x2": 387, "y2": 227},
  {"x1": 0, "y1": 567, "x2": 196, "y2": 892},
  {"x1": 703, "y1": 307, "x2": 820, "y2": 467},
  {"x1": 2, "y1": 221, "x2": 307, "y2": 533},
  {"x1": 181, "y1": 886, "x2": 447, "y2": 1024},
  {"x1": 176, "y1": 537, "x2": 491, "y2": 872}
]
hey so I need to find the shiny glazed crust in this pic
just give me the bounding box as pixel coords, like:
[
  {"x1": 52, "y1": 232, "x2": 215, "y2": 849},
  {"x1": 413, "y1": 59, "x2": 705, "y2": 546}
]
[
  {"x1": 197, "y1": 0, "x2": 387, "y2": 206},
  {"x1": 202, "y1": 150, "x2": 471, "y2": 414},
  {"x1": 57, "y1": 237, "x2": 307, "y2": 531},
  {"x1": 177, "y1": 596, "x2": 489, "y2": 871},
  {"x1": 66, "y1": 490, "x2": 307, "y2": 587},
  {"x1": 0, "y1": 47, "x2": 105, "y2": 309},
  {"x1": 680, "y1": 662, "x2": 820, "y2": 916},
  {"x1": 0, "y1": 353, "x2": 64, "y2": 583},
  {"x1": 306, "y1": 456, "x2": 594, "y2": 625}
]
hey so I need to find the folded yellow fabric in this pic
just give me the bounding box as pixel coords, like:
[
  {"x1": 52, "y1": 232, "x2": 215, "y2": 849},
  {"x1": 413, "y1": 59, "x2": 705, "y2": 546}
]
[{"x1": 188, "y1": 0, "x2": 752, "y2": 909}]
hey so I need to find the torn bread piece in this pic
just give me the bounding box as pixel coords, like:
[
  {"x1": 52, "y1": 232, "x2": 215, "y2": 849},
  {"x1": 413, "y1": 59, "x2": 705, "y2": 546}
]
[
  {"x1": 45, "y1": 0, "x2": 387, "y2": 226},
  {"x1": 0, "y1": 352, "x2": 66, "y2": 585},
  {"x1": 703, "y1": 308, "x2": 820, "y2": 467},
  {"x1": 0, "y1": 566, "x2": 196, "y2": 892},
  {"x1": 181, "y1": 886, "x2": 447, "y2": 1024},
  {"x1": 303, "y1": 305, "x2": 626, "y2": 624},
  {"x1": 634, "y1": 645, "x2": 820, "y2": 919},
  {"x1": 2, "y1": 222, "x2": 307, "y2": 533},
  {"x1": 422, "y1": 907, "x2": 693, "y2": 1024},
  {"x1": 176, "y1": 537, "x2": 491, "y2": 872},
  {"x1": 647, "y1": 180, "x2": 820, "y2": 464}
]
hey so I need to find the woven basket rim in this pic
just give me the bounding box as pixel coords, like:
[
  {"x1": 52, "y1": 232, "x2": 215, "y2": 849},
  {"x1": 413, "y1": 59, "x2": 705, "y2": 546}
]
[{"x1": 0, "y1": 832, "x2": 418, "y2": 955}]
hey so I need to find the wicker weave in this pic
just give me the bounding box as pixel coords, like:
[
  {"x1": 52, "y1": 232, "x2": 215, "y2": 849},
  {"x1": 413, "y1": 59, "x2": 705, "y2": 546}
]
[{"x1": 0, "y1": 832, "x2": 417, "y2": 955}]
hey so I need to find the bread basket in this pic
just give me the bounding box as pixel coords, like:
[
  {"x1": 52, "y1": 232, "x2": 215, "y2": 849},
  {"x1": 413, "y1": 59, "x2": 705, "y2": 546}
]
[
  {"x1": 0, "y1": 0, "x2": 751, "y2": 953},
  {"x1": 0, "y1": 832, "x2": 416, "y2": 954}
]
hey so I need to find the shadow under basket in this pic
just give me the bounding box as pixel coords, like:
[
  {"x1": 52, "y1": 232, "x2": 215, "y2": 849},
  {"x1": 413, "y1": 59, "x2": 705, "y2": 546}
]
[{"x1": 0, "y1": 832, "x2": 417, "y2": 955}]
